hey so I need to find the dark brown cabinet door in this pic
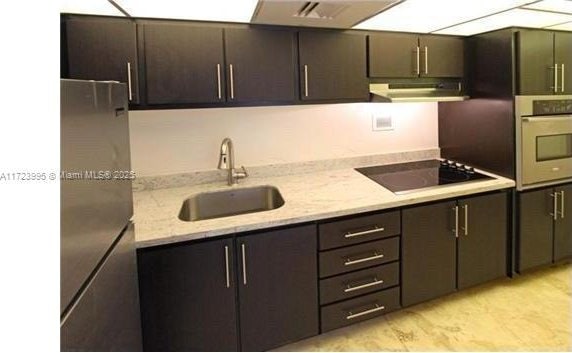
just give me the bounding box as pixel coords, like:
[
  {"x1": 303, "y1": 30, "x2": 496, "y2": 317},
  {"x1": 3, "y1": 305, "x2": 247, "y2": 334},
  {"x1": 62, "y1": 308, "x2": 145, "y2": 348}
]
[
  {"x1": 143, "y1": 23, "x2": 225, "y2": 104},
  {"x1": 368, "y1": 32, "x2": 419, "y2": 78},
  {"x1": 555, "y1": 32, "x2": 572, "y2": 94},
  {"x1": 402, "y1": 201, "x2": 457, "y2": 307},
  {"x1": 64, "y1": 16, "x2": 140, "y2": 104},
  {"x1": 517, "y1": 188, "x2": 554, "y2": 272},
  {"x1": 237, "y1": 225, "x2": 318, "y2": 351},
  {"x1": 224, "y1": 27, "x2": 297, "y2": 103},
  {"x1": 457, "y1": 193, "x2": 507, "y2": 290},
  {"x1": 298, "y1": 31, "x2": 368, "y2": 101},
  {"x1": 419, "y1": 35, "x2": 464, "y2": 78},
  {"x1": 517, "y1": 30, "x2": 555, "y2": 95},
  {"x1": 554, "y1": 184, "x2": 572, "y2": 261},
  {"x1": 138, "y1": 238, "x2": 238, "y2": 352}
]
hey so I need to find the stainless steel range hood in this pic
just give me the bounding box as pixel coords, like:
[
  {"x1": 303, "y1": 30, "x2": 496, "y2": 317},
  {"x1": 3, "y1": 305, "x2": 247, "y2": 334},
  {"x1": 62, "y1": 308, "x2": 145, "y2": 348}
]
[
  {"x1": 251, "y1": 0, "x2": 403, "y2": 28},
  {"x1": 369, "y1": 82, "x2": 469, "y2": 103}
]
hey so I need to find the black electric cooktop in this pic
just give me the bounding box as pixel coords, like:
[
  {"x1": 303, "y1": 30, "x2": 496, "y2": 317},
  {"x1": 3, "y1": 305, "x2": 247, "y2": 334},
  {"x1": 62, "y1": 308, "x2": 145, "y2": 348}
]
[{"x1": 356, "y1": 159, "x2": 492, "y2": 194}]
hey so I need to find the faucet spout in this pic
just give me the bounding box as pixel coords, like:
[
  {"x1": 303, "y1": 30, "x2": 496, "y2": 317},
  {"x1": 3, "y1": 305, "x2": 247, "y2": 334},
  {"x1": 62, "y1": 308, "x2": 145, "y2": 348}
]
[{"x1": 217, "y1": 138, "x2": 248, "y2": 185}]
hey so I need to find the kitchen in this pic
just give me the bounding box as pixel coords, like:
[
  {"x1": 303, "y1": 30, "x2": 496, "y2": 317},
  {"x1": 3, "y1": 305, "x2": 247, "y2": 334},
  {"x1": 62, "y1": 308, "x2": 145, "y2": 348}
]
[{"x1": 10, "y1": 0, "x2": 570, "y2": 351}]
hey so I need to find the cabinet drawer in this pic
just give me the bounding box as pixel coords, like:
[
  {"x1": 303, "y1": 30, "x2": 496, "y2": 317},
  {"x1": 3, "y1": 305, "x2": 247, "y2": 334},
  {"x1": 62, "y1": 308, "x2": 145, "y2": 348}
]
[
  {"x1": 319, "y1": 211, "x2": 400, "y2": 250},
  {"x1": 320, "y1": 262, "x2": 399, "y2": 305},
  {"x1": 319, "y1": 237, "x2": 399, "y2": 278},
  {"x1": 321, "y1": 287, "x2": 400, "y2": 332}
]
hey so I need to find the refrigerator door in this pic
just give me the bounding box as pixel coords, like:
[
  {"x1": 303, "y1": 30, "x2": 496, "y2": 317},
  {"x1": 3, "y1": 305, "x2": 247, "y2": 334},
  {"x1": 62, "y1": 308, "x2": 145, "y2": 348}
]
[
  {"x1": 61, "y1": 223, "x2": 142, "y2": 351},
  {"x1": 60, "y1": 79, "x2": 133, "y2": 315}
]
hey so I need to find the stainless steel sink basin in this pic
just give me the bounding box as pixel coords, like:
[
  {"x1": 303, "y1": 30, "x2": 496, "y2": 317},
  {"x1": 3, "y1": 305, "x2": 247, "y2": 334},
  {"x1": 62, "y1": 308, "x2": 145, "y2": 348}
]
[{"x1": 178, "y1": 185, "x2": 285, "y2": 222}]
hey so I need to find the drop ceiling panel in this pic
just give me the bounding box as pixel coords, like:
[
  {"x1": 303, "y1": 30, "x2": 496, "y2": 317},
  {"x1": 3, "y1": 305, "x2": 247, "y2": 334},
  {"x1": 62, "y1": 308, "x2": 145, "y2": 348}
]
[
  {"x1": 60, "y1": 0, "x2": 124, "y2": 16},
  {"x1": 113, "y1": 0, "x2": 259, "y2": 22},
  {"x1": 435, "y1": 8, "x2": 572, "y2": 35},
  {"x1": 524, "y1": 0, "x2": 572, "y2": 14},
  {"x1": 353, "y1": 0, "x2": 534, "y2": 33},
  {"x1": 546, "y1": 20, "x2": 572, "y2": 29}
]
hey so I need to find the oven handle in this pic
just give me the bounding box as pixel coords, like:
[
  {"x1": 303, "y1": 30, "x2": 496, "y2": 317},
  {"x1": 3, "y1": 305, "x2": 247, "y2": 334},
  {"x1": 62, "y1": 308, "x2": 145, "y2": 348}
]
[{"x1": 522, "y1": 115, "x2": 572, "y2": 123}]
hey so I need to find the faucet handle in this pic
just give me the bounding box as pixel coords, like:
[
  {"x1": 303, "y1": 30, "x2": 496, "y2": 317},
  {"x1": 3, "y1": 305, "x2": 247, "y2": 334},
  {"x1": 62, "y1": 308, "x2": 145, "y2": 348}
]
[{"x1": 238, "y1": 166, "x2": 248, "y2": 178}]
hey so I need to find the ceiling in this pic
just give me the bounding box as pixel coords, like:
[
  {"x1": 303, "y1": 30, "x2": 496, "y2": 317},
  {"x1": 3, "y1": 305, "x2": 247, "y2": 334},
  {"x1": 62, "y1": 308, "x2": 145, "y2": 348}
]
[{"x1": 60, "y1": 0, "x2": 572, "y2": 35}]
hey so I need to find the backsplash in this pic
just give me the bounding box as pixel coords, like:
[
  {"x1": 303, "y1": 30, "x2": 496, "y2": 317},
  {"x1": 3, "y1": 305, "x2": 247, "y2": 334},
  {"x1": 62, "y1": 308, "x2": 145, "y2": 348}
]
[{"x1": 128, "y1": 102, "x2": 438, "y2": 177}]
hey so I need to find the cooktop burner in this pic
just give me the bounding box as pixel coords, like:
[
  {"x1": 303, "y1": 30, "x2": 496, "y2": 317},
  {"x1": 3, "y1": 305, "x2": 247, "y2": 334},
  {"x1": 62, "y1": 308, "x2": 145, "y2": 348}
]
[{"x1": 355, "y1": 159, "x2": 492, "y2": 194}]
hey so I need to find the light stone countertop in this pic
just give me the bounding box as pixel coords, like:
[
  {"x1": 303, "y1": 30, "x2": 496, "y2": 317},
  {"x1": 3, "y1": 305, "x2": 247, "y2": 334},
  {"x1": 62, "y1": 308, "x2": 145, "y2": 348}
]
[{"x1": 133, "y1": 166, "x2": 515, "y2": 248}]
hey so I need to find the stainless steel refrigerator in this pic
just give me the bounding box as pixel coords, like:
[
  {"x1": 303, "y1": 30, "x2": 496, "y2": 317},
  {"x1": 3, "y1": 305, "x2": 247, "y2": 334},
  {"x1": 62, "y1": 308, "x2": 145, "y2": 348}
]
[{"x1": 60, "y1": 79, "x2": 142, "y2": 351}]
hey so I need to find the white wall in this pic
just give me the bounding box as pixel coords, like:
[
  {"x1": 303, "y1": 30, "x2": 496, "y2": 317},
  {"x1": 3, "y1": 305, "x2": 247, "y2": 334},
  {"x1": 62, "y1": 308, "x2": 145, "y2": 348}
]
[{"x1": 129, "y1": 102, "x2": 438, "y2": 177}]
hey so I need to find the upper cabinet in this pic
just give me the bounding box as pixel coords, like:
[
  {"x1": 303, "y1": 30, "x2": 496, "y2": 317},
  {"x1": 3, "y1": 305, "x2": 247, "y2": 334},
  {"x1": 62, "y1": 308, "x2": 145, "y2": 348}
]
[
  {"x1": 142, "y1": 23, "x2": 225, "y2": 105},
  {"x1": 142, "y1": 23, "x2": 298, "y2": 105},
  {"x1": 298, "y1": 31, "x2": 368, "y2": 101},
  {"x1": 62, "y1": 16, "x2": 140, "y2": 104},
  {"x1": 224, "y1": 27, "x2": 297, "y2": 103},
  {"x1": 517, "y1": 29, "x2": 572, "y2": 95},
  {"x1": 369, "y1": 33, "x2": 464, "y2": 78}
]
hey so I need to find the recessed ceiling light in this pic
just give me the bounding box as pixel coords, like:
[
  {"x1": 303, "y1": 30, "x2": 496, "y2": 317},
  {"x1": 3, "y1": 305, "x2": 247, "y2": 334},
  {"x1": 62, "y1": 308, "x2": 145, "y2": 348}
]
[
  {"x1": 113, "y1": 0, "x2": 259, "y2": 22},
  {"x1": 435, "y1": 8, "x2": 572, "y2": 35},
  {"x1": 353, "y1": 0, "x2": 534, "y2": 33},
  {"x1": 60, "y1": 0, "x2": 124, "y2": 16},
  {"x1": 524, "y1": 0, "x2": 572, "y2": 14}
]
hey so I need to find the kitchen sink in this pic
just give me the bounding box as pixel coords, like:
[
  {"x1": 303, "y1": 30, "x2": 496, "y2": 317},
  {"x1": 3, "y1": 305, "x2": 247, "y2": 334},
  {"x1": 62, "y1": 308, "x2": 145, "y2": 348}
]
[{"x1": 178, "y1": 185, "x2": 285, "y2": 222}]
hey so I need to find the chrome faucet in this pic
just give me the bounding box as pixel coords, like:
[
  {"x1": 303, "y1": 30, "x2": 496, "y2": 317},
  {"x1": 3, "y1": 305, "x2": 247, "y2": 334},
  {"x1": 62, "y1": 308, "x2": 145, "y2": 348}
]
[{"x1": 217, "y1": 137, "x2": 248, "y2": 185}]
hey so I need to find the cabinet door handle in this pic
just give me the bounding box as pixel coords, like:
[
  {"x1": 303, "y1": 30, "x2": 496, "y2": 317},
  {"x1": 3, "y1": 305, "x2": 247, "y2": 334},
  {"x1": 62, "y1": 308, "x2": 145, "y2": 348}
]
[
  {"x1": 462, "y1": 204, "x2": 469, "y2": 236},
  {"x1": 550, "y1": 192, "x2": 559, "y2": 221},
  {"x1": 560, "y1": 190, "x2": 565, "y2": 219},
  {"x1": 344, "y1": 252, "x2": 384, "y2": 266},
  {"x1": 216, "y1": 64, "x2": 222, "y2": 100},
  {"x1": 346, "y1": 303, "x2": 385, "y2": 320},
  {"x1": 126, "y1": 62, "x2": 133, "y2": 101},
  {"x1": 452, "y1": 206, "x2": 459, "y2": 237},
  {"x1": 304, "y1": 65, "x2": 309, "y2": 97},
  {"x1": 344, "y1": 277, "x2": 384, "y2": 293},
  {"x1": 415, "y1": 47, "x2": 420, "y2": 75},
  {"x1": 345, "y1": 226, "x2": 385, "y2": 238},
  {"x1": 224, "y1": 245, "x2": 230, "y2": 288},
  {"x1": 424, "y1": 46, "x2": 429, "y2": 75},
  {"x1": 229, "y1": 64, "x2": 235, "y2": 100},
  {"x1": 555, "y1": 64, "x2": 559, "y2": 93},
  {"x1": 562, "y1": 64, "x2": 565, "y2": 93},
  {"x1": 241, "y1": 243, "x2": 247, "y2": 285}
]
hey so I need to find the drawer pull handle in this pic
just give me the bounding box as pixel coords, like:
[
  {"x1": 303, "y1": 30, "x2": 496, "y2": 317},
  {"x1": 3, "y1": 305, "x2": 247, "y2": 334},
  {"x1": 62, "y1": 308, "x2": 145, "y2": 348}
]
[
  {"x1": 346, "y1": 304, "x2": 385, "y2": 320},
  {"x1": 344, "y1": 277, "x2": 384, "y2": 293},
  {"x1": 344, "y1": 252, "x2": 384, "y2": 266},
  {"x1": 345, "y1": 226, "x2": 385, "y2": 238}
]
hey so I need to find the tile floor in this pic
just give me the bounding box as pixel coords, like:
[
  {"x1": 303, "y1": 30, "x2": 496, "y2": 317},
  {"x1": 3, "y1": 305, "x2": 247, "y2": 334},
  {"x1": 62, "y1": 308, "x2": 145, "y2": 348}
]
[{"x1": 274, "y1": 262, "x2": 571, "y2": 351}]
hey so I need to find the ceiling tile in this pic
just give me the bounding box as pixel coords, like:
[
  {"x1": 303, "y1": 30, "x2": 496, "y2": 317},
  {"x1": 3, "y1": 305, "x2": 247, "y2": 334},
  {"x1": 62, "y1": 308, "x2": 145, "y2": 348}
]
[
  {"x1": 114, "y1": 0, "x2": 259, "y2": 22},
  {"x1": 435, "y1": 8, "x2": 572, "y2": 35},
  {"x1": 545, "y1": 20, "x2": 572, "y2": 29},
  {"x1": 60, "y1": 0, "x2": 124, "y2": 16},
  {"x1": 353, "y1": 0, "x2": 534, "y2": 33},
  {"x1": 524, "y1": 0, "x2": 572, "y2": 14}
]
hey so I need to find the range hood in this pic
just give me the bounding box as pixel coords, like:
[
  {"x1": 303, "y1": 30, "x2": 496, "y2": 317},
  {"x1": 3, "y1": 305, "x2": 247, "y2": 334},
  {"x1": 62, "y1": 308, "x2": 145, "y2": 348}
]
[
  {"x1": 251, "y1": 0, "x2": 403, "y2": 28},
  {"x1": 369, "y1": 82, "x2": 469, "y2": 103}
]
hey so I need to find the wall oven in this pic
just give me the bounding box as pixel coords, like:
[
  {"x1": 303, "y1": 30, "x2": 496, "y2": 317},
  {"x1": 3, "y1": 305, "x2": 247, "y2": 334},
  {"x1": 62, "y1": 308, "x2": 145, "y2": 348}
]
[{"x1": 516, "y1": 95, "x2": 572, "y2": 190}]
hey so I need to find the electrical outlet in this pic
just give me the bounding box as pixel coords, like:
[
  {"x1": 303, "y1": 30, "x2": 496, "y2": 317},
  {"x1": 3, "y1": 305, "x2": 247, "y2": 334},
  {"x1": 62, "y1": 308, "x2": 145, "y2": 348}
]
[{"x1": 372, "y1": 114, "x2": 393, "y2": 131}]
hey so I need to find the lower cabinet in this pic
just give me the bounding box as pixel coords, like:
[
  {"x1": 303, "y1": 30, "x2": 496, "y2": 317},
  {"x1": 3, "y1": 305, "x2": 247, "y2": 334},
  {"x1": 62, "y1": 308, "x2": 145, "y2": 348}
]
[
  {"x1": 518, "y1": 183, "x2": 572, "y2": 272},
  {"x1": 317, "y1": 210, "x2": 402, "y2": 332},
  {"x1": 138, "y1": 225, "x2": 318, "y2": 352},
  {"x1": 237, "y1": 227, "x2": 319, "y2": 351},
  {"x1": 402, "y1": 192, "x2": 508, "y2": 307},
  {"x1": 138, "y1": 191, "x2": 512, "y2": 350}
]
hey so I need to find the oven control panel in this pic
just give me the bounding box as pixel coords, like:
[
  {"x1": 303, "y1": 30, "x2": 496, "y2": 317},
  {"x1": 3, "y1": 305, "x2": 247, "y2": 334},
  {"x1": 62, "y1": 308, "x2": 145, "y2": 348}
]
[{"x1": 533, "y1": 99, "x2": 572, "y2": 115}]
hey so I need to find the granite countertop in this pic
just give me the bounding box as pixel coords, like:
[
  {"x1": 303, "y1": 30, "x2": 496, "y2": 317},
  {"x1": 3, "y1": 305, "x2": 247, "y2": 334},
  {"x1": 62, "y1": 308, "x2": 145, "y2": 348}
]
[{"x1": 133, "y1": 164, "x2": 515, "y2": 248}]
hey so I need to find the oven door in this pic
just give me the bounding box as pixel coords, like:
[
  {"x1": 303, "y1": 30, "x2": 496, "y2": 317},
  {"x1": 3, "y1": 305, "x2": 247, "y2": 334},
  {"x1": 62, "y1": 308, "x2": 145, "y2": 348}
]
[{"x1": 521, "y1": 114, "x2": 572, "y2": 186}]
